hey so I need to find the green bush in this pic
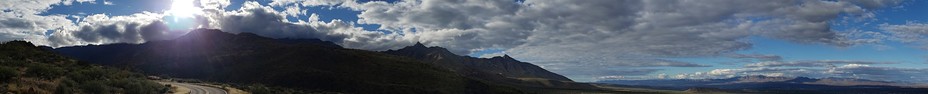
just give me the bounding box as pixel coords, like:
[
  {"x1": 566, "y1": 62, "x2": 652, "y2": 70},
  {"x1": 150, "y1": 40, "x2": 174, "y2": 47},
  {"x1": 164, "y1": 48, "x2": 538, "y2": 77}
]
[
  {"x1": 1, "y1": 41, "x2": 167, "y2": 94},
  {"x1": 0, "y1": 66, "x2": 18, "y2": 81},
  {"x1": 25, "y1": 64, "x2": 65, "y2": 79}
]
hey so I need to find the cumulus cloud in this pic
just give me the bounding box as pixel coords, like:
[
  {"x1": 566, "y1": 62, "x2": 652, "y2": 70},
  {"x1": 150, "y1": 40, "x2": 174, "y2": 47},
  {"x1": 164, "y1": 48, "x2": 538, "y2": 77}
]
[
  {"x1": 4, "y1": 0, "x2": 408, "y2": 50},
  {"x1": 0, "y1": 0, "x2": 102, "y2": 46},
  {"x1": 198, "y1": 1, "x2": 410, "y2": 50},
  {"x1": 2, "y1": 0, "x2": 93, "y2": 15},
  {"x1": 46, "y1": 12, "x2": 183, "y2": 46},
  {"x1": 312, "y1": 0, "x2": 897, "y2": 57},
  {"x1": 0, "y1": 0, "x2": 917, "y2": 82},
  {"x1": 275, "y1": 0, "x2": 902, "y2": 81}
]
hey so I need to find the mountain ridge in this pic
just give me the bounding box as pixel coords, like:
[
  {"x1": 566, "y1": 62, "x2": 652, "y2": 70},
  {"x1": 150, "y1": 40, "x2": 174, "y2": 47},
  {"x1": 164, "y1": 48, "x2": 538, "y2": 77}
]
[
  {"x1": 51, "y1": 29, "x2": 615, "y2": 93},
  {"x1": 384, "y1": 42, "x2": 572, "y2": 81},
  {"x1": 55, "y1": 29, "x2": 526, "y2": 93}
]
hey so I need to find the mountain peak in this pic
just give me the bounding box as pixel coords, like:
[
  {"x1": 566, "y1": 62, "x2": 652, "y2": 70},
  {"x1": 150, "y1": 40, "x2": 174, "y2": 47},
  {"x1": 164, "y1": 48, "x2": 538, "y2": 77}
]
[
  {"x1": 413, "y1": 42, "x2": 427, "y2": 48},
  {"x1": 188, "y1": 28, "x2": 225, "y2": 35},
  {"x1": 393, "y1": 42, "x2": 455, "y2": 55},
  {"x1": 490, "y1": 54, "x2": 518, "y2": 62},
  {"x1": 384, "y1": 43, "x2": 576, "y2": 82}
]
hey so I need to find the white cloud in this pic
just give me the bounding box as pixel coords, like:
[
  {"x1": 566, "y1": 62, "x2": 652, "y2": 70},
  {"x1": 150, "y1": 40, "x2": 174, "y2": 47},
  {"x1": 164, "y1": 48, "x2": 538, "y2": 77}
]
[
  {"x1": 880, "y1": 22, "x2": 928, "y2": 49},
  {"x1": 0, "y1": 0, "x2": 96, "y2": 45},
  {"x1": 199, "y1": 1, "x2": 409, "y2": 50},
  {"x1": 282, "y1": 5, "x2": 306, "y2": 17},
  {"x1": 198, "y1": 0, "x2": 231, "y2": 10},
  {"x1": 745, "y1": 60, "x2": 895, "y2": 68},
  {"x1": 103, "y1": 0, "x2": 114, "y2": 5}
]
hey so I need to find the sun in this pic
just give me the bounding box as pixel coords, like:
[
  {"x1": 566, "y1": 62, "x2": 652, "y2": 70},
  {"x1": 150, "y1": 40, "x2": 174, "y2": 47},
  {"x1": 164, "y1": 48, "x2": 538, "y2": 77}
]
[
  {"x1": 164, "y1": 0, "x2": 202, "y2": 31},
  {"x1": 167, "y1": 0, "x2": 201, "y2": 18}
]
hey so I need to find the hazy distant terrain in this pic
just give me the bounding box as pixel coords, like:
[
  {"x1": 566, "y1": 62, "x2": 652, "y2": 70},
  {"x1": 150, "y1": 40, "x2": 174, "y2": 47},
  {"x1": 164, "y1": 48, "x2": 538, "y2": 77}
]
[{"x1": 598, "y1": 75, "x2": 928, "y2": 94}]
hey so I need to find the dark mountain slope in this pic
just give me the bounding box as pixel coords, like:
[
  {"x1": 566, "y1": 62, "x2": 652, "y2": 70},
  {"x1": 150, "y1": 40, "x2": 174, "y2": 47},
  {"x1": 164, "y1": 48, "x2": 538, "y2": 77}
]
[
  {"x1": 0, "y1": 41, "x2": 165, "y2": 94},
  {"x1": 383, "y1": 43, "x2": 603, "y2": 90},
  {"x1": 55, "y1": 29, "x2": 522, "y2": 94},
  {"x1": 384, "y1": 43, "x2": 571, "y2": 81}
]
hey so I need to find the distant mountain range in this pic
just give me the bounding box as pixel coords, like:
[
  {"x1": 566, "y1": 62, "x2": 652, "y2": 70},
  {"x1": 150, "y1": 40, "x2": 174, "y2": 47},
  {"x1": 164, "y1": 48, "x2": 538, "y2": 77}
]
[
  {"x1": 52, "y1": 29, "x2": 612, "y2": 93},
  {"x1": 598, "y1": 75, "x2": 928, "y2": 94}
]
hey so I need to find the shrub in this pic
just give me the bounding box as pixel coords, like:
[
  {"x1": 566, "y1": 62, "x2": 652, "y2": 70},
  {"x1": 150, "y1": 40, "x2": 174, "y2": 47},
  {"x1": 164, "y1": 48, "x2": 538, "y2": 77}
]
[{"x1": 0, "y1": 66, "x2": 18, "y2": 81}]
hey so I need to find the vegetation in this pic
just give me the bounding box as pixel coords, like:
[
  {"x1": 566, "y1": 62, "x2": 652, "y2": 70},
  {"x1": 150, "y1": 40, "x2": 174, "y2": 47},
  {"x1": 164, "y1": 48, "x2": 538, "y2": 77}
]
[{"x1": 0, "y1": 41, "x2": 166, "y2": 94}]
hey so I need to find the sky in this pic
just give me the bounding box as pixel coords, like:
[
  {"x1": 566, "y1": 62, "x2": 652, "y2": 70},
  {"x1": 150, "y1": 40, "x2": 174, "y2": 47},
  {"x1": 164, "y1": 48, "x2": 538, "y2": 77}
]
[{"x1": 2, "y1": 0, "x2": 928, "y2": 82}]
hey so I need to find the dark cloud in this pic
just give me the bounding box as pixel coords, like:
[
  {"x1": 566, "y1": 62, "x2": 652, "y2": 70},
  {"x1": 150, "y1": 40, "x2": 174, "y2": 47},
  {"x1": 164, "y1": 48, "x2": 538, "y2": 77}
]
[{"x1": 46, "y1": 13, "x2": 184, "y2": 46}]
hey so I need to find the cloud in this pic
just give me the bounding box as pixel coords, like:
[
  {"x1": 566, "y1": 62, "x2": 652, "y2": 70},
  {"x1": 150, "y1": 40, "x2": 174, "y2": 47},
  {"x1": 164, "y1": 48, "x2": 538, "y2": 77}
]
[
  {"x1": 538, "y1": 58, "x2": 706, "y2": 81},
  {"x1": 322, "y1": 0, "x2": 899, "y2": 65},
  {"x1": 2, "y1": 0, "x2": 78, "y2": 15},
  {"x1": 4, "y1": 0, "x2": 409, "y2": 50},
  {"x1": 0, "y1": 0, "x2": 915, "y2": 82},
  {"x1": 103, "y1": 0, "x2": 114, "y2": 5},
  {"x1": 47, "y1": 12, "x2": 183, "y2": 46},
  {"x1": 325, "y1": 0, "x2": 900, "y2": 81},
  {"x1": 880, "y1": 22, "x2": 928, "y2": 49},
  {"x1": 0, "y1": 0, "x2": 89, "y2": 46},
  {"x1": 198, "y1": 0, "x2": 232, "y2": 10},
  {"x1": 269, "y1": 0, "x2": 352, "y2": 7},
  {"x1": 557, "y1": 68, "x2": 664, "y2": 81},
  {"x1": 199, "y1": 1, "x2": 409, "y2": 50},
  {"x1": 745, "y1": 60, "x2": 895, "y2": 68},
  {"x1": 727, "y1": 54, "x2": 783, "y2": 61}
]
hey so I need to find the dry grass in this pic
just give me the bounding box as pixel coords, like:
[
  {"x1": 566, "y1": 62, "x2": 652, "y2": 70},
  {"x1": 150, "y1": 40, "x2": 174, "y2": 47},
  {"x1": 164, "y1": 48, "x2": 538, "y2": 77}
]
[
  {"x1": 157, "y1": 81, "x2": 190, "y2": 94},
  {"x1": 199, "y1": 83, "x2": 250, "y2": 94},
  {"x1": 4, "y1": 77, "x2": 59, "y2": 94}
]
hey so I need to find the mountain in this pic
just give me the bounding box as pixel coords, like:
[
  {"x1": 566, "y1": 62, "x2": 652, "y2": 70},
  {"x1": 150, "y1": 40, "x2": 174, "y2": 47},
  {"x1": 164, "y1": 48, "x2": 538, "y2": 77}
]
[
  {"x1": 598, "y1": 75, "x2": 928, "y2": 94},
  {"x1": 384, "y1": 43, "x2": 571, "y2": 81},
  {"x1": 382, "y1": 43, "x2": 601, "y2": 90},
  {"x1": 54, "y1": 29, "x2": 528, "y2": 93},
  {"x1": 0, "y1": 41, "x2": 165, "y2": 93}
]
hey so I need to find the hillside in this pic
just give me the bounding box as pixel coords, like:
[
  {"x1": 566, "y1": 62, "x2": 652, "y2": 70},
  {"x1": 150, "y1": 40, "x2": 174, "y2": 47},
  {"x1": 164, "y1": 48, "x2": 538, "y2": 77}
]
[
  {"x1": 54, "y1": 29, "x2": 524, "y2": 94},
  {"x1": 0, "y1": 41, "x2": 166, "y2": 94}
]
